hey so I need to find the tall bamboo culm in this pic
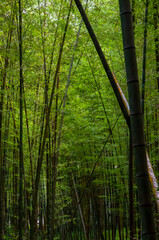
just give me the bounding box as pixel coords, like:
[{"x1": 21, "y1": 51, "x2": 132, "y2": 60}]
[{"x1": 118, "y1": 0, "x2": 156, "y2": 239}]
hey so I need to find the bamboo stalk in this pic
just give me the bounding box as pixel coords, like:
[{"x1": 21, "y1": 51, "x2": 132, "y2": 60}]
[{"x1": 119, "y1": 0, "x2": 156, "y2": 238}]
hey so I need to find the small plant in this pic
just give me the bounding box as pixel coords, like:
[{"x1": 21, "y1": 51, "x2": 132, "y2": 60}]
[{"x1": 4, "y1": 225, "x2": 17, "y2": 240}]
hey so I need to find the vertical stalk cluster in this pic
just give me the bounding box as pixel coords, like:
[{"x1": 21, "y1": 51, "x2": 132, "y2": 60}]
[
  {"x1": 30, "y1": 1, "x2": 73, "y2": 239},
  {"x1": 0, "y1": 0, "x2": 158, "y2": 239}
]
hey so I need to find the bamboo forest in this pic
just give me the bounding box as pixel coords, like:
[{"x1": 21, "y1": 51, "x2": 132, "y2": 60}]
[{"x1": 0, "y1": 0, "x2": 159, "y2": 239}]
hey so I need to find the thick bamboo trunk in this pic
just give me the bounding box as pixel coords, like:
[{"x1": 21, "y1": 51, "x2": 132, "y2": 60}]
[{"x1": 119, "y1": 1, "x2": 156, "y2": 239}]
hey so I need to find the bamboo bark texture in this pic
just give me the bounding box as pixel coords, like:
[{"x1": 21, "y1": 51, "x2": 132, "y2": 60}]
[{"x1": 118, "y1": 1, "x2": 156, "y2": 239}]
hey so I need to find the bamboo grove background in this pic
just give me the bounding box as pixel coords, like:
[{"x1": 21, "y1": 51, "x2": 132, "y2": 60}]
[{"x1": 0, "y1": 0, "x2": 159, "y2": 239}]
